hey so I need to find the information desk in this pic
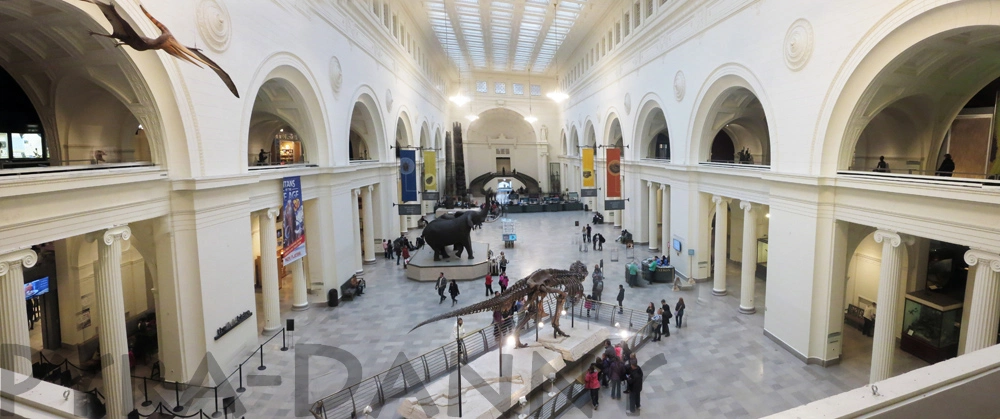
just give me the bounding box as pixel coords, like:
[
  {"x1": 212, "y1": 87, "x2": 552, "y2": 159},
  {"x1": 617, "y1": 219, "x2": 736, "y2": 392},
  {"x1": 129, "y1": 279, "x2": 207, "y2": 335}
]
[{"x1": 651, "y1": 266, "x2": 675, "y2": 283}]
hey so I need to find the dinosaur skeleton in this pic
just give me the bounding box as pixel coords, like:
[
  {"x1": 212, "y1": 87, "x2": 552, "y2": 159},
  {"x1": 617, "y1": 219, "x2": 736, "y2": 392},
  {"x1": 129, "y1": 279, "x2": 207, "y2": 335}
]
[{"x1": 411, "y1": 261, "x2": 588, "y2": 348}]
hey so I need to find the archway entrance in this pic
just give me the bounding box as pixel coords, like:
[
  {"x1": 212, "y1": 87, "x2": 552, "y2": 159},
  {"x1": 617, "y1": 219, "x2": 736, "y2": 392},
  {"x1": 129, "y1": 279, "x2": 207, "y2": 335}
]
[
  {"x1": 701, "y1": 87, "x2": 770, "y2": 165},
  {"x1": 349, "y1": 101, "x2": 379, "y2": 161},
  {"x1": 637, "y1": 105, "x2": 670, "y2": 160},
  {"x1": 248, "y1": 79, "x2": 316, "y2": 167}
]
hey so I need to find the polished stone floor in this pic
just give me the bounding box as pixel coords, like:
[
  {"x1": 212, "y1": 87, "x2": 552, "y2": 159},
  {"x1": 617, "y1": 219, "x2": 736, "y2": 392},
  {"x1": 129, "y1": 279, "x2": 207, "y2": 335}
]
[{"x1": 125, "y1": 210, "x2": 927, "y2": 418}]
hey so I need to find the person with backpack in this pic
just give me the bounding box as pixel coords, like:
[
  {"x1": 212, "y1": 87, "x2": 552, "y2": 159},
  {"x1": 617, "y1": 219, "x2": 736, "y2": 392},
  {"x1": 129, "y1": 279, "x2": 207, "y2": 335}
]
[{"x1": 626, "y1": 361, "x2": 643, "y2": 413}]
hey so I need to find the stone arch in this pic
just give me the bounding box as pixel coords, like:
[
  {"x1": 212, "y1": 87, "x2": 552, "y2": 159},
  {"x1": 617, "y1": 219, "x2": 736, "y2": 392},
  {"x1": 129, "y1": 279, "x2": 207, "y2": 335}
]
[
  {"x1": 347, "y1": 86, "x2": 384, "y2": 162},
  {"x1": 689, "y1": 64, "x2": 775, "y2": 166},
  {"x1": 633, "y1": 95, "x2": 671, "y2": 161},
  {"x1": 569, "y1": 125, "x2": 580, "y2": 157},
  {"x1": 561, "y1": 130, "x2": 568, "y2": 156},
  {"x1": 418, "y1": 120, "x2": 430, "y2": 150},
  {"x1": 584, "y1": 120, "x2": 597, "y2": 149},
  {"x1": 394, "y1": 109, "x2": 413, "y2": 158},
  {"x1": 604, "y1": 113, "x2": 623, "y2": 150},
  {"x1": 241, "y1": 53, "x2": 329, "y2": 168},
  {"x1": 817, "y1": 0, "x2": 1000, "y2": 176}
]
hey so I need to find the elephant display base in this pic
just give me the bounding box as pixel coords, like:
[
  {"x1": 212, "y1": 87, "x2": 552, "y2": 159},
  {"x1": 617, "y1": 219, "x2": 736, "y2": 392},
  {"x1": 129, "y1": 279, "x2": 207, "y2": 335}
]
[{"x1": 404, "y1": 242, "x2": 491, "y2": 282}]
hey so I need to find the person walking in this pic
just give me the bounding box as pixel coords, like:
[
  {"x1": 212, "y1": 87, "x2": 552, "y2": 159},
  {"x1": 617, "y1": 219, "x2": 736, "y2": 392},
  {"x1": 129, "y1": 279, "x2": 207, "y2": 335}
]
[
  {"x1": 436, "y1": 273, "x2": 447, "y2": 304},
  {"x1": 401, "y1": 245, "x2": 410, "y2": 268},
  {"x1": 591, "y1": 265, "x2": 604, "y2": 301},
  {"x1": 585, "y1": 364, "x2": 601, "y2": 411},
  {"x1": 675, "y1": 298, "x2": 686, "y2": 328},
  {"x1": 393, "y1": 240, "x2": 402, "y2": 265},
  {"x1": 582, "y1": 225, "x2": 589, "y2": 243},
  {"x1": 484, "y1": 272, "x2": 494, "y2": 296},
  {"x1": 383, "y1": 240, "x2": 391, "y2": 259},
  {"x1": 499, "y1": 252, "x2": 508, "y2": 274},
  {"x1": 449, "y1": 279, "x2": 461, "y2": 306},
  {"x1": 626, "y1": 361, "x2": 643, "y2": 413},
  {"x1": 616, "y1": 285, "x2": 625, "y2": 314},
  {"x1": 651, "y1": 309, "x2": 663, "y2": 341},
  {"x1": 586, "y1": 224, "x2": 592, "y2": 242},
  {"x1": 499, "y1": 273, "x2": 509, "y2": 293},
  {"x1": 937, "y1": 153, "x2": 955, "y2": 177}
]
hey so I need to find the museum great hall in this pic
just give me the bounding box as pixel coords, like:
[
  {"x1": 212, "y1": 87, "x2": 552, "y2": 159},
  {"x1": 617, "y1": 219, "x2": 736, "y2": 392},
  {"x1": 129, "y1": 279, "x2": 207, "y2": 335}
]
[{"x1": 2, "y1": 0, "x2": 1000, "y2": 418}]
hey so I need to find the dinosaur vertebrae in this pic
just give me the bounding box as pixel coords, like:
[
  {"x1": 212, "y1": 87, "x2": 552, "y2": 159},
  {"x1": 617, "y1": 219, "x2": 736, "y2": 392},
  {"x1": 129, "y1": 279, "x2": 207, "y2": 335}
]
[{"x1": 410, "y1": 261, "x2": 588, "y2": 347}]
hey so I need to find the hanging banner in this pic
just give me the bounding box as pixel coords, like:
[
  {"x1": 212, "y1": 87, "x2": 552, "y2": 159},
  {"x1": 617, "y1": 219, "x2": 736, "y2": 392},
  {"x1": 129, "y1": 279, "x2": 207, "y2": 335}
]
[
  {"x1": 423, "y1": 150, "x2": 438, "y2": 191},
  {"x1": 606, "y1": 148, "x2": 621, "y2": 197},
  {"x1": 400, "y1": 149, "x2": 418, "y2": 202},
  {"x1": 582, "y1": 148, "x2": 595, "y2": 188},
  {"x1": 281, "y1": 176, "x2": 307, "y2": 266}
]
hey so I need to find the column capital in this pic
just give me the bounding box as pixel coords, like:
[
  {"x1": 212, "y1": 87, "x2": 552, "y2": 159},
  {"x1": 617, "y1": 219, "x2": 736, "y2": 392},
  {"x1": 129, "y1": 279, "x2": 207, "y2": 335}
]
[
  {"x1": 739, "y1": 201, "x2": 755, "y2": 213},
  {"x1": 353, "y1": 188, "x2": 361, "y2": 196},
  {"x1": 266, "y1": 207, "x2": 280, "y2": 219},
  {"x1": 965, "y1": 249, "x2": 1000, "y2": 273},
  {"x1": 646, "y1": 181, "x2": 653, "y2": 188},
  {"x1": 0, "y1": 249, "x2": 38, "y2": 276},
  {"x1": 87, "y1": 225, "x2": 132, "y2": 246},
  {"x1": 658, "y1": 184, "x2": 665, "y2": 191},
  {"x1": 712, "y1": 195, "x2": 731, "y2": 205},
  {"x1": 367, "y1": 185, "x2": 374, "y2": 192},
  {"x1": 873, "y1": 229, "x2": 914, "y2": 248}
]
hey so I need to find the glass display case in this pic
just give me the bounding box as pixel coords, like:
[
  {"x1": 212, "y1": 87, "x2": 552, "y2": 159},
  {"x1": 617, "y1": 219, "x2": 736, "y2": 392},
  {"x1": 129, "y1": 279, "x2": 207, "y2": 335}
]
[
  {"x1": 900, "y1": 290, "x2": 962, "y2": 363},
  {"x1": 756, "y1": 238, "x2": 768, "y2": 280}
]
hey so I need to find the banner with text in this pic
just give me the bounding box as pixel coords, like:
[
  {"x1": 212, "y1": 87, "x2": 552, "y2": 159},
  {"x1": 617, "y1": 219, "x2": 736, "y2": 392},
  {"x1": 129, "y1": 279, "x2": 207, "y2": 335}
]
[
  {"x1": 282, "y1": 176, "x2": 307, "y2": 265},
  {"x1": 400, "y1": 149, "x2": 418, "y2": 202},
  {"x1": 582, "y1": 148, "x2": 595, "y2": 188},
  {"x1": 606, "y1": 148, "x2": 621, "y2": 197},
  {"x1": 423, "y1": 150, "x2": 438, "y2": 191}
]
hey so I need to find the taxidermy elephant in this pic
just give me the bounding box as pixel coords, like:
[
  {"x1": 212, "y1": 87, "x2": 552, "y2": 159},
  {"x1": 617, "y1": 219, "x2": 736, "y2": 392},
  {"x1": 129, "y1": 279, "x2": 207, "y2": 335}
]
[{"x1": 422, "y1": 206, "x2": 489, "y2": 261}]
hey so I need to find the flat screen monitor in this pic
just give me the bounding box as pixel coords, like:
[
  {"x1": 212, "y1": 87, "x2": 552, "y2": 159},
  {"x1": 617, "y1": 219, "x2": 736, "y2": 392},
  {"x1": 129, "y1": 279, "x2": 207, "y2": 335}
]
[
  {"x1": 672, "y1": 239, "x2": 682, "y2": 252},
  {"x1": 24, "y1": 277, "x2": 49, "y2": 299}
]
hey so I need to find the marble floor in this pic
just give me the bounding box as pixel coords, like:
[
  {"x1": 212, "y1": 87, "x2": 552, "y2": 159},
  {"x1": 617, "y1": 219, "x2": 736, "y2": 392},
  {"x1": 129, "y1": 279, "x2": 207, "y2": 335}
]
[{"x1": 121, "y1": 211, "x2": 926, "y2": 418}]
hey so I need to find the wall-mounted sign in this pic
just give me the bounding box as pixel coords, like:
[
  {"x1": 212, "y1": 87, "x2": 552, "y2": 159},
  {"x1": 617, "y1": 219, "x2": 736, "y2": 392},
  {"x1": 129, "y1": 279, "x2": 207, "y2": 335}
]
[
  {"x1": 580, "y1": 189, "x2": 598, "y2": 197},
  {"x1": 422, "y1": 191, "x2": 440, "y2": 201},
  {"x1": 503, "y1": 234, "x2": 517, "y2": 242},
  {"x1": 398, "y1": 204, "x2": 422, "y2": 215},
  {"x1": 215, "y1": 310, "x2": 253, "y2": 341},
  {"x1": 604, "y1": 199, "x2": 626, "y2": 210},
  {"x1": 282, "y1": 176, "x2": 307, "y2": 265}
]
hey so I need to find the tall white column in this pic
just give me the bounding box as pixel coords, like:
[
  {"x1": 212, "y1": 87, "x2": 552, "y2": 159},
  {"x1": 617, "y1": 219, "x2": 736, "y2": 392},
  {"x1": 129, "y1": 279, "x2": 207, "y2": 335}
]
[
  {"x1": 870, "y1": 229, "x2": 909, "y2": 383},
  {"x1": 259, "y1": 208, "x2": 282, "y2": 333},
  {"x1": 712, "y1": 196, "x2": 730, "y2": 296},
  {"x1": 351, "y1": 189, "x2": 363, "y2": 273},
  {"x1": 92, "y1": 226, "x2": 134, "y2": 418},
  {"x1": 647, "y1": 182, "x2": 658, "y2": 251},
  {"x1": 738, "y1": 202, "x2": 758, "y2": 314},
  {"x1": 291, "y1": 259, "x2": 308, "y2": 311},
  {"x1": 362, "y1": 186, "x2": 377, "y2": 264},
  {"x1": 963, "y1": 249, "x2": 1000, "y2": 353},
  {"x1": 0, "y1": 249, "x2": 37, "y2": 376},
  {"x1": 660, "y1": 185, "x2": 670, "y2": 255}
]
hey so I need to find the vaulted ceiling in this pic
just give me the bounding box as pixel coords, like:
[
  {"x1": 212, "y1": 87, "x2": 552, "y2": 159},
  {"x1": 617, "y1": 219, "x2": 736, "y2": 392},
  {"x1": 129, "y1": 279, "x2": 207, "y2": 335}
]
[{"x1": 416, "y1": 0, "x2": 611, "y2": 74}]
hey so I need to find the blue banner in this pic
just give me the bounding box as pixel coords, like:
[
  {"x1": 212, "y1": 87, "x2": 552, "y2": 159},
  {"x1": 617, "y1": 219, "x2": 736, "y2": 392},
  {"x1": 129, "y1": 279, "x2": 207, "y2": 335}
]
[
  {"x1": 400, "y1": 149, "x2": 418, "y2": 202},
  {"x1": 281, "y1": 176, "x2": 307, "y2": 265}
]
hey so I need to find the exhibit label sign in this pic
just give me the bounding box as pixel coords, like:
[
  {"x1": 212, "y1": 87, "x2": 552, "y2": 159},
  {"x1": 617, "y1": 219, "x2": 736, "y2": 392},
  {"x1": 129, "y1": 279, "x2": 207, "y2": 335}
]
[{"x1": 604, "y1": 199, "x2": 626, "y2": 211}]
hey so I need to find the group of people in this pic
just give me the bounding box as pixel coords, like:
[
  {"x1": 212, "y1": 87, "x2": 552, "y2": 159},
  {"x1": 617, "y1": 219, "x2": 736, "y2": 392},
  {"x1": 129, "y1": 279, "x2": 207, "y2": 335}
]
[
  {"x1": 383, "y1": 234, "x2": 425, "y2": 268},
  {"x1": 647, "y1": 298, "x2": 686, "y2": 340},
  {"x1": 580, "y1": 223, "x2": 608, "y2": 250},
  {"x1": 483, "y1": 271, "x2": 511, "y2": 296},
  {"x1": 585, "y1": 339, "x2": 645, "y2": 413},
  {"x1": 874, "y1": 154, "x2": 956, "y2": 176},
  {"x1": 435, "y1": 272, "x2": 461, "y2": 306}
]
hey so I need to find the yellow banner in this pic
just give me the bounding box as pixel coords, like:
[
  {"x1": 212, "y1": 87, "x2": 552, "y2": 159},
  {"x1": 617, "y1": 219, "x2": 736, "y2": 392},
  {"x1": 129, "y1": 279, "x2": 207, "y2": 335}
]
[
  {"x1": 423, "y1": 151, "x2": 438, "y2": 191},
  {"x1": 582, "y1": 148, "x2": 595, "y2": 188}
]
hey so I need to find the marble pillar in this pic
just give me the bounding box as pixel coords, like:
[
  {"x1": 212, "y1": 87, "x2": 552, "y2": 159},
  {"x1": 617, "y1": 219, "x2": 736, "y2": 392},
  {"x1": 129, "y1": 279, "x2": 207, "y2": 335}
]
[
  {"x1": 92, "y1": 226, "x2": 134, "y2": 418},
  {"x1": 870, "y1": 229, "x2": 909, "y2": 383},
  {"x1": 712, "y1": 196, "x2": 730, "y2": 296},
  {"x1": 963, "y1": 249, "x2": 1000, "y2": 353},
  {"x1": 738, "y1": 202, "x2": 758, "y2": 314},
  {"x1": 0, "y1": 249, "x2": 37, "y2": 376},
  {"x1": 351, "y1": 189, "x2": 363, "y2": 273},
  {"x1": 362, "y1": 186, "x2": 376, "y2": 264},
  {"x1": 647, "y1": 182, "x2": 658, "y2": 251},
  {"x1": 660, "y1": 185, "x2": 670, "y2": 255},
  {"x1": 259, "y1": 208, "x2": 282, "y2": 333},
  {"x1": 291, "y1": 259, "x2": 308, "y2": 311}
]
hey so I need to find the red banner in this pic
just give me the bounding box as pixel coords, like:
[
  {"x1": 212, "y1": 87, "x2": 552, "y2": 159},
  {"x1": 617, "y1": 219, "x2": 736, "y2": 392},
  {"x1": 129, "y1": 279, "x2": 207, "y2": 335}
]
[{"x1": 606, "y1": 148, "x2": 621, "y2": 197}]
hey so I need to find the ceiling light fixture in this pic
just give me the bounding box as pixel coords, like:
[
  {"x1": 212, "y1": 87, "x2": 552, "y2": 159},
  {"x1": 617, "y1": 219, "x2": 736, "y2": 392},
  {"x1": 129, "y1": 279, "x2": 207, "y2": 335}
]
[
  {"x1": 524, "y1": 65, "x2": 538, "y2": 123},
  {"x1": 547, "y1": 1, "x2": 569, "y2": 103}
]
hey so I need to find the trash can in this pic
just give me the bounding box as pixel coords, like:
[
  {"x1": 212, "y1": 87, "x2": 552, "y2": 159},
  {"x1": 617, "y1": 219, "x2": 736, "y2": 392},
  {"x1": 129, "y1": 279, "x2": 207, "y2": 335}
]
[
  {"x1": 327, "y1": 289, "x2": 339, "y2": 307},
  {"x1": 575, "y1": 220, "x2": 579, "y2": 226}
]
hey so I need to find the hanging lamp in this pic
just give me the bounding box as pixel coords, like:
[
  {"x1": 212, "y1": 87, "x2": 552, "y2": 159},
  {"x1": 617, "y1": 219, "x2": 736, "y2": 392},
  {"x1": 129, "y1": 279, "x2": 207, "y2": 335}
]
[{"x1": 546, "y1": 1, "x2": 569, "y2": 103}]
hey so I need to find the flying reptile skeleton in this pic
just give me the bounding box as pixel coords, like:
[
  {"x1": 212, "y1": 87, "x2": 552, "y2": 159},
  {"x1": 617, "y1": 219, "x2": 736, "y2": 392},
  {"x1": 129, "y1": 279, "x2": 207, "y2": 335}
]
[
  {"x1": 78, "y1": 0, "x2": 240, "y2": 98},
  {"x1": 411, "y1": 261, "x2": 587, "y2": 348}
]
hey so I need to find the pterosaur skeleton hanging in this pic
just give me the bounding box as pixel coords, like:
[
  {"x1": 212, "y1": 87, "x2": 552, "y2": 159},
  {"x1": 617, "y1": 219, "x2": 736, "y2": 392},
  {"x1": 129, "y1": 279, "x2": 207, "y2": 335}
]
[
  {"x1": 79, "y1": 0, "x2": 240, "y2": 98},
  {"x1": 411, "y1": 261, "x2": 587, "y2": 348}
]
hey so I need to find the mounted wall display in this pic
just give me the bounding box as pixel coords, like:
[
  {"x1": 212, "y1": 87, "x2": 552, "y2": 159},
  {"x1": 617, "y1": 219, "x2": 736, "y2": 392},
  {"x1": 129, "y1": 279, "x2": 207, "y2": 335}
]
[
  {"x1": 423, "y1": 191, "x2": 440, "y2": 201},
  {"x1": 606, "y1": 148, "x2": 621, "y2": 197},
  {"x1": 400, "y1": 149, "x2": 418, "y2": 202},
  {"x1": 423, "y1": 150, "x2": 438, "y2": 191},
  {"x1": 398, "y1": 204, "x2": 422, "y2": 215},
  {"x1": 581, "y1": 189, "x2": 598, "y2": 197},
  {"x1": 282, "y1": 176, "x2": 307, "y2": 265},
  {"x1": 605, "y1": 199, "x2": 626, "y2": 210},
  {"x1": 582, "y1": 148, "x2": 595, "y2": 188}
]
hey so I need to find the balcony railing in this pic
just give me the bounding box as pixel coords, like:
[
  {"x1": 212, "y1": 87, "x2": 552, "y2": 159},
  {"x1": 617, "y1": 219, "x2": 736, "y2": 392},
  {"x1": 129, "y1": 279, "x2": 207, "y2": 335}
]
[
  {"x1": 0, "y1": 161, "x2": 156, "y2": 177},
  {"x1": 838, "y1": 170, "x2": 1000, "y2": 188}
]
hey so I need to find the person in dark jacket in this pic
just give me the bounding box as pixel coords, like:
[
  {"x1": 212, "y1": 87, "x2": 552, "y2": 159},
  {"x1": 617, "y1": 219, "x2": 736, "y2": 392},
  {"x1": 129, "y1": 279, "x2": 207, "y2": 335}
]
[
  {"x1": 608, "y1": 355, "x2": 624, "y2": 400},
  {"x1": 675, "y1": 298, "x2": 686, "y2": 328},
  {"x1": 449, "y1": 280, "x2": 460, "y2": 306},
  {"x1": 660, "y1": 299, "x2": 672, "y2": 337},
  {"x1": 616, "y1": 285, "x2": 625, "y2": 314},
  {"x1": 626, "y1": 361, "x2": 643, "y2": 413},
  {"x1": 937, "y1": 154, "x2": 955, "y2": 177}
]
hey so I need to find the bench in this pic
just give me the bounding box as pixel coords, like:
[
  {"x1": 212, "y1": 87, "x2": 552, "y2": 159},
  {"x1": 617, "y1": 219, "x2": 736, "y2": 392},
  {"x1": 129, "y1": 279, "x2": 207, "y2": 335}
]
[
  {"x1": 340, "y1": 275, "x2": 366, "y2": 301},
  {"x1": 845, "y1": 304, "x2": 865, "y2": 331}
]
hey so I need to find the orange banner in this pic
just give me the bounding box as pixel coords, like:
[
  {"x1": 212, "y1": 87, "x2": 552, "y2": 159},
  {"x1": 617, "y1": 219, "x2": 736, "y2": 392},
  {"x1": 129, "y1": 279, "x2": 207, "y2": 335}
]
[{"x1": 606, "y1": 148, "x2": 621, "y2": 197}]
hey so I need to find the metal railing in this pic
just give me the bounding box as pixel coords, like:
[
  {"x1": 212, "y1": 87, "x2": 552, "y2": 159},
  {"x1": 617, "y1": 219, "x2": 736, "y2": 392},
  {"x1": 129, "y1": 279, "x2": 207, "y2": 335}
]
[
  {"x1": 838, "y1": 170, "x2": 1000, "y2": 187},
  {"x1": 520, "y1": 318, "x2": 658, "y2": 419},
  {"x1": 310, "y1": 297, "x2": 653, "y2": 419}
]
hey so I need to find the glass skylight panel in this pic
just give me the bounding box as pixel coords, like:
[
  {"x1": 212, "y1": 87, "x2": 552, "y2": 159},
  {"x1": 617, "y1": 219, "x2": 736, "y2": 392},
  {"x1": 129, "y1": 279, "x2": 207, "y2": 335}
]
[
  {"x1": 513, "y1": 83, "x2": 524, "y2": 95},
  {"x1": 530, "y1": 85, "x2": 542, "y2": 96},
  {"x1": 495, "y1": 82, "x2": 506, "y2": 94},
  {"x1": 476, "y1": 81, "x2": 488, "y2": 93}
]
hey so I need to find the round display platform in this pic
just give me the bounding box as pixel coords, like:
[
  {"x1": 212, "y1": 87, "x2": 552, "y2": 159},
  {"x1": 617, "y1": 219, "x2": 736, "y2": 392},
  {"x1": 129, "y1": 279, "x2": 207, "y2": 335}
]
[{"x1": 405, "y1": 242, "x2": 490, "y2": 282}]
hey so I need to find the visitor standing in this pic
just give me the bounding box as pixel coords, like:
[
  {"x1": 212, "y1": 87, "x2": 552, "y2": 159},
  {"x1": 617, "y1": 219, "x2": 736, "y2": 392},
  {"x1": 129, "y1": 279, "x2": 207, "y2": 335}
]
[
  {"x1": 616, "y1": 284, "x2": 625, "y2": 314},
  {"x1": 436, "y1": 273, "x2": 447, "y2": 304},
  {"x1": 626, "y1": 261, "x2": 638, "y2": 287},
  {"x1": 626, "y1": 361, "x2": 643, "y2": 413},
  {"x1": 484, "y1": 272, "x2": 494, "y2": 296},
  {"x1": 585, "y1": 364, "x2": 601, "y2": 410},
  {"x1": 585, "y1": 294, "x2": 594, "y2": 317},
  {"x1": 645, "y1": 303, "x2": 655, "y2": 322},
  {"x1": 582, "y1": 225, "x2": 589, "y2": 243},
  {"x1": 401, "y1": 245, "x2": 410, "y2": 268},
  {"x1": 499, "y1": 273, "x2": 509, "y2": 293},
  {"x1": 586, "y1": 224, "x2": 592, "y2": 242},
  {"x1": 661, "y1": 307, "x2": 671, "y2": 337},
  {"x1": 609, "y1": 354, "x2": 623, "y2": 400},
  {"x1": 499, "y1": 252, "x2": 508, "y2": 274},
  {"x1": 675, "y1": 298, "x2": 686, "y2": 328},
  {"x1": 591, "y1": 265, "x2": 604, "y2": 301},
  {"x1": 393, "y1": 240, "x2": 402, "y2": 265},
  {"x1": 383, "y1": 240, "x2": 391, "y2": 259},
  {"x1": 651, "y1": 309, "x2": 663, "y2": 341},
  {"x1": 863, "y1": 302, "x2": 876, "y2": 337},
  {"x1": 937, "y1": 154, "x2": 955, "y2": 177},
  {"x1": 449, "y1": 279, "x2": 461, "y2": 306}
]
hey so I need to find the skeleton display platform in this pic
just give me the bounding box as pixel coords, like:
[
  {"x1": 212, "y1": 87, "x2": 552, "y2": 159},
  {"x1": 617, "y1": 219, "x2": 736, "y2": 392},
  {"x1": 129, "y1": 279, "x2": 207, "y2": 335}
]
[
  {"x1": 406, "y1": 242, "x2": 491, "y2": 282},
  {"x1": 397, "y1": 326, "x2": 609, "y2": 419}
]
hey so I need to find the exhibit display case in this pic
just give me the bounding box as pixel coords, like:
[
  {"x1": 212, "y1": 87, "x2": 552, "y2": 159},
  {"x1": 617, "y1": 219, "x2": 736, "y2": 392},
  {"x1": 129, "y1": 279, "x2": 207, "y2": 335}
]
[
  {"x1": 900, "y1": 290, "x2": 962, "y2": 363},
  {"x1": 756, "y1": 238, "x2": 768, "y2": 279}
]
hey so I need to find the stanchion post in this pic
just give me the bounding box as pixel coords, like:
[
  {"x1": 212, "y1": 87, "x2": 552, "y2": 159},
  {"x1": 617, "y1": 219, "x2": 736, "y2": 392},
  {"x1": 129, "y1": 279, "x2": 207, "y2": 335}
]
[
  {"x1": 212, "y1": 386, "x2": 221, "y2": 418},
  {"x1": 141, "y1": 376, "x2": 152, "y2": 407},
  {"x1": 258, "y1": 345, "x2": 266, "y2": 371},
  {"x1": 173, "y1": 381, "x2": 184, "y2": 413},
  {"x1": 281, "y1": 329, "x2": 289, "y2": 351},
  {"x1": 237, "y1": 364, "x2": 246, "y2": 393}
]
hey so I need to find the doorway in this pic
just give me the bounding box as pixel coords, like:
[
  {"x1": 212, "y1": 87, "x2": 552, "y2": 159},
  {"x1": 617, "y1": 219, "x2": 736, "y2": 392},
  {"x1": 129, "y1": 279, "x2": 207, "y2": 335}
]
[{"x1": 496, "y1": 157, "x2": 511, "y2": 175}]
